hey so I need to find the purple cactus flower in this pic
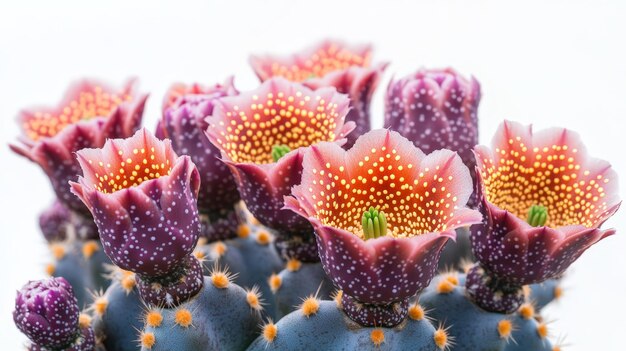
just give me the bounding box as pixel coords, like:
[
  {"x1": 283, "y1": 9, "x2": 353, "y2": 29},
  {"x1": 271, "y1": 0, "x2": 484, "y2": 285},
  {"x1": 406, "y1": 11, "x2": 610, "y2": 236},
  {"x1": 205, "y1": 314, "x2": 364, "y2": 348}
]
[
  {"x1": 249, "y1": 40, "x2": 372, "y2": 82},
  {"x1": 13, "y1": 277, "x2": 80, "y2": 349},
  {"x1": 39, "y1": 201, "x2": 72, "y2": 242},
  {"x1": 158, "y1": 78, "x2": 242, "y2": 242},
  {"x1": 70, "y1": 129, "x2": 201, "y2": 277},
  {"x1": 384, "y1": 68, "x2": 481, "y2": 204},
  {"x1": 10, "y1": 78, "x2": 148, "y2": 216},
  {"x1": 199, "y1": 208, "x2": 241, "y2": 242},
  {"x1": 161, "y1": 80, "x2": 226, "y2": 116},
  {"x1": 29, "y1": 327, "x2": 95, "y2": 351},
  {"x1": 468, "y1": 120, "x2": 621, "y2": 313},
  {"x1": 39, "y1": 201, "x2": 99, "y2": 242},
  {"x1": 250, "y1": 39, "x2": 386, "y2": 147},
  {"x1": 286, "y1": 129, "x2": 481, "y2": 326},
  {"x1": 206, "y1": 77, "x2": 353, "y2": 260}
]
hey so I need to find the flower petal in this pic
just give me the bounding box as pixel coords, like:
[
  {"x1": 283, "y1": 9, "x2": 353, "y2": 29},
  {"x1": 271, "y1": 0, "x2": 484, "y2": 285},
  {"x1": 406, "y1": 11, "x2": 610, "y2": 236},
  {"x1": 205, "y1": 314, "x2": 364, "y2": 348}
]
[{"x1": 250, "y1": 40, "x2": 372, "y2": 82}]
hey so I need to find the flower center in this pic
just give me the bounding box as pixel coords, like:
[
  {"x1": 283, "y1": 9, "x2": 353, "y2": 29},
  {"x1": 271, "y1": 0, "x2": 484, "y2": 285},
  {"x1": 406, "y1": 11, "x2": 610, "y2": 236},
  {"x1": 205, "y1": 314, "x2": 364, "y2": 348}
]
[
  {"x1": 271, "y1": 144, "x2": 291, "y2": 162},
  {"x1": 79, "y1": 131, "x2": 175, "y2": 194},
  {"x1": 23, "y1": 85, "x2": 132, "y2": 141},
  {"x1": 209, "y1": 80, "x2": 348, "y2": 165},
  {"x1": 268, "y1": 43, "x2": 370, "y2": 82},
  {"x1": 479, "y1": 128, "x2": 616, "y2": 229},
  {"x1": 361, "y1": 207, "x2": 388, "y2": 240},
  {"x1": 527, "y1": 205, "x2": 548, "y2": 227}
]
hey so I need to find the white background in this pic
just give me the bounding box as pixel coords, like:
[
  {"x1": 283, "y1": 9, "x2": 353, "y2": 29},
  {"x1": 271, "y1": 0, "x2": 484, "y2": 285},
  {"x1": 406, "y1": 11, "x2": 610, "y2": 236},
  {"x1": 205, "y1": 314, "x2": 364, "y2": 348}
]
[{"x1": 1, "y1": 0, "x2": 625, "y2": 349}]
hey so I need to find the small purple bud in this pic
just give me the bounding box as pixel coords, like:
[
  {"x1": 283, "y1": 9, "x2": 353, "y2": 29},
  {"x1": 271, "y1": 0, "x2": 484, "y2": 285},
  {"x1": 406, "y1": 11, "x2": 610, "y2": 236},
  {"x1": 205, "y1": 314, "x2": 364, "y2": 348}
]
[
  {"x1": 38, "y1": 201, "x2": 71, "y2": 242},
  {"x1": 13, "y1": 277, "x2": 80, "y2": 348}
]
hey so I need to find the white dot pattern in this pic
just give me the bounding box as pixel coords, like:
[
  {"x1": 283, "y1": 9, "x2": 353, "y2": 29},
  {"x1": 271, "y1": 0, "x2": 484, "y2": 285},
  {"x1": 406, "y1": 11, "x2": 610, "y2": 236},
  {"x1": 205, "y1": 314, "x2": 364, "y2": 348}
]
[
  {"x1": 13, "y1": 277, "x2": 80, "y2": 348},
  {"x1": 160, "y1": 80, "x2": 241, "y2": 215},
  {"x1": 384, "y1": 68, "x2": 480, "y2": 177}
]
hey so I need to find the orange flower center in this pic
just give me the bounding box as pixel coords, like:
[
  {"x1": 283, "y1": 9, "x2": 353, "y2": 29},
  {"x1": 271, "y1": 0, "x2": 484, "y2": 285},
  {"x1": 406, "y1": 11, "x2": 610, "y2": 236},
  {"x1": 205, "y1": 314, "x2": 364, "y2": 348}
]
[
  {"x1": 309, "y1": 146, "x2": 462, "y2": 238},
  {"x1": 23, "y1": 85, "x2": 132, "y2": 141},
  {"x1": 80, "y1": 131, "x2": 176, "y2": 194},
  {"x1": 481, "y1": 138, "x2": 612, "y2": 228},
  {"x1": 269, "y1": 44, "x2": 370, "y2": 82},
  {"x1": 216, "y1": 91, "x2": 343, "y2": 164}
]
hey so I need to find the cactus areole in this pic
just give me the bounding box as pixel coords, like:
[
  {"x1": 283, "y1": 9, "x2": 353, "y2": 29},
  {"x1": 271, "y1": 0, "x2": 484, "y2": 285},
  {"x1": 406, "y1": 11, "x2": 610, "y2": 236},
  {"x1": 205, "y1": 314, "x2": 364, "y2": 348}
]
[
  {"x1": 287, "y1": 129, "x2": 481, "y2": 327},
  {"x1": 71, "y1": 129, "x2": 204, "y2": 307}
]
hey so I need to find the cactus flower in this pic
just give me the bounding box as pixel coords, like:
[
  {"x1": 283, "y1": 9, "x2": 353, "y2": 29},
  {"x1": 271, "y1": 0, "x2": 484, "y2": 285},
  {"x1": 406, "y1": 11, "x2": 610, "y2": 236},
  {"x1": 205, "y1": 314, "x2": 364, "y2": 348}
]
[
  {"x1": 70, "y1": 129, "x2": 203, "y2": 306},
  {"x1": 158, "y1": 78, "x2": 242, "y2": 241},
  {"x1": 38, "y1": 201, "x2": 73, "y2": 242},
  {"x1": 39, "y1": 200, "x2": 99, "y2": 242},
  {"x1": 467, "y1": 120, "x2": 621, "y2": 312},
  {"x1": 286, "y1": 129, "x2": 481, "y2": 326},
  {"x1": 13, "y1": 277, "x2": 86, "y2": 349},
  {"x1": 250, "y1": 39, "x2": 385, "y2": 147},
  {"x1": 161, "y1": 80, "x2": 227, "y2": 115},
  {"x1": 70, "y1": 129, "x2": 201, "y2": 276},
  {"x1": 384, "y1": 68, "x2": 480, "y2": 191},
  {"x1": 206, "y1": 77, "x2": 353, "y2": 260},
  {"x1": 10, "y1": 78, "x2": 147, "y2": 216}
]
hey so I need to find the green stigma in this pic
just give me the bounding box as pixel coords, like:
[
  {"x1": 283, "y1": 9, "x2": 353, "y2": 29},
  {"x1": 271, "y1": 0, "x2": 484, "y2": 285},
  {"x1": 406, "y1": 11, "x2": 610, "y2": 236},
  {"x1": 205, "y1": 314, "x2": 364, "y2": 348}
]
[
  {"x1": 361, "y1": 207, "x2": 388, "y2": 240},
  {"x1": 271, "y1": 144, "x2": 291, "y2": 162},
  {"x1": 527, "y1": 205, "x2": 548, "y2": 227}
]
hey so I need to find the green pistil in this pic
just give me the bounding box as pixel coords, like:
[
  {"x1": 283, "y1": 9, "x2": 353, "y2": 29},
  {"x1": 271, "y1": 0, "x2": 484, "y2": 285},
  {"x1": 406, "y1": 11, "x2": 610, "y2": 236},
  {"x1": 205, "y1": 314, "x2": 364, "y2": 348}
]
[
  {"x1": 362, "y1": 207, "x2": 388, "y2": 240},
  {"x1": 527, "y1": 205, "x2": 548, "y2": 227},
  {"x1": 271, "y1": 144, "x2": 291, "y2": 162}
]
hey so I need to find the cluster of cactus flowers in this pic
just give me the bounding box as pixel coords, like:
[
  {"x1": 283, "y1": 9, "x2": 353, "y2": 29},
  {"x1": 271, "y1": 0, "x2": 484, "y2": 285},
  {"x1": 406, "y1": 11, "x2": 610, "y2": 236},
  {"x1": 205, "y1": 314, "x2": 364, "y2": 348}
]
[{"x1": 9, "y1": 39, "x2": 620, "y2": 351}]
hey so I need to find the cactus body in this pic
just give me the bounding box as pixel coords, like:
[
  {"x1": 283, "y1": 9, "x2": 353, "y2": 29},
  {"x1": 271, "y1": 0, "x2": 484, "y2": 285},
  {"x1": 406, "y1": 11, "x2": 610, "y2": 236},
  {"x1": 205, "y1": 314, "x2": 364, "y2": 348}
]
[
  {"x1": 49, "y1": 240, "x2": 111, "y2": 308},
  {"x1": 503, "y1": 304, "x2": 553, "y2": 351},
  {"x1": 200, "y1": 230, "x2": 283, "y2": 318},
  {"x1": 527, "y1": 279, "x2": 562, "y2": 311},
  {"x1": 420, "y1": 273, "x2": 562, "y2": 351},
  {"x1": 141, "y1": 276, "x2": 262, "y2": 351},
  {"x1": 272, "y1": 262, "x2": 334, "y2": 319},
  {"x1": 93, "y1": 279, "x2": 143, "y2": 351},
  {"x1": 419, "y1": 274, "x2": 513, "y2": 351},
  {"x1": 247, "y1": 301, "x2": 443, "y2": 351}
]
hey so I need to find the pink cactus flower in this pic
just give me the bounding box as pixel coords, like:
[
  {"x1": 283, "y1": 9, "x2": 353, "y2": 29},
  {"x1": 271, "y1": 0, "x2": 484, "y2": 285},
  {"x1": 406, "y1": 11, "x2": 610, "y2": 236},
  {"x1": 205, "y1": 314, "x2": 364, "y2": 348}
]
[
  {"x1": 10, "y1": 78, "x2": 147, "y2": 216},
  {"x1": 467, "y1": 120, "x2": 621, "y2": 313},
  {"x1": 70, "y1": 129, "x2": 201, "y2": 277},
  {"x1": 207, "y1": 77, "x2": 353, "y2": 260},
  {"x1": 286, "y1": 129, "x2": 481, "y2": 326},
  {"x1": 250, "y1": 39, "x2": 386, "y2": 147},
  {"x1": 70, "y1": 129, "x2": 203, "y2": 306}
]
